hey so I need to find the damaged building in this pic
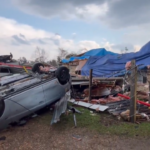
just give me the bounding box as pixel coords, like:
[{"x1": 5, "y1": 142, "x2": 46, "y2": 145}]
[{"x1": 66, "y1": 41, "x2": 150, "y2": 122}]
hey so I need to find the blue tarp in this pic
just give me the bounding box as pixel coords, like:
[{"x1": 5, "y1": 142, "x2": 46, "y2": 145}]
[
  {"x1": 81, "y1": 41, "x2": 150, "y2": 77},
  {"x1": 62, "y1": 48, "x2": 118, "y2": 63},
  {"x1": 61, "y1": 59, "x2": 70, "y2": 63},
  {"x1": 81, "y1": 48, "x2": 118, "y2": 57}
]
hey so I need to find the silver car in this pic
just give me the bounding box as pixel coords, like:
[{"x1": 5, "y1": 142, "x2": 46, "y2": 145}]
[{"x1": 0, "y1": 63, "x2": 71, "y2": 130}]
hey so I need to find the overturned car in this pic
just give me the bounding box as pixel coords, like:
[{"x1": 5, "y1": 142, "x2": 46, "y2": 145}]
[{"x1": 0, "y1": 63, "x2": 71, "y2": 130}]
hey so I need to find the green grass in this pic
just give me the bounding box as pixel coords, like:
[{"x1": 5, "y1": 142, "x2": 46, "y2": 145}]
[{"x1": 35, "y1": 106, "x2": 150, "y2": 138}]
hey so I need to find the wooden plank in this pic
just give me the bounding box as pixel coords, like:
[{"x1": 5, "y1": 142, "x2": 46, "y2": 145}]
[
  {"x1": 89, "y1": 69, "x2": 93, "y2": 102},
  {"x1": 146, "y1": 67, "x2": 150, "y2": 103},
  {"x1": 149, "y1": 82, "x2": 150, "y2": 103},
  {"x1": 130, "y1": 60, "x2": 137, "y2": 123}
]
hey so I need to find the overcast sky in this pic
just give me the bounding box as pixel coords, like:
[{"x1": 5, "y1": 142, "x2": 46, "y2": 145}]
[{"x1": 0, "y1": 0, "x2": 150, "y2": 60}]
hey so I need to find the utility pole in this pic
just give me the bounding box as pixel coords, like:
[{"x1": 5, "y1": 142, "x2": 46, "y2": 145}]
[{"x1": 130, "y1": 60, "x2": 137, "y2": 123}]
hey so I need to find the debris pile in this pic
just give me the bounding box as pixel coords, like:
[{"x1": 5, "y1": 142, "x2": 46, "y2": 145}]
[
  {"x1": 120, "y1": 109, "x2": 150, "y2": 122},
  {"x1": 72, "y1": 79, "x2": 123, "y2": 104},
  {"x1": 71, "y1": 77, "x2": 150, "y2": 122},
  {"x1": 124, "y1": 83, "x2": 149, "y2": 101}
]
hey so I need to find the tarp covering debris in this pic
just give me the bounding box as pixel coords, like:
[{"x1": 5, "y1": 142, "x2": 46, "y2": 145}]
[
  {"x1": 62, "y1": 48, "x2": 118, "y2": 63},
  {"x1": 81, "y1": 41, "x2": 150, "y2": 77}
]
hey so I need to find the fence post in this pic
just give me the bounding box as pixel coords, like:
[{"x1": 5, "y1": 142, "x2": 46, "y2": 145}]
[
  {"x1": 149, "y1": 82, "x2": 150, "y2": 104},
  {"x1": 89, "y1": 69, "x2": 93, "y2": 102},
  {"x1": 146, "y1": 67, "x2": 150, "y2": 103},
  {"x1": 130, "y1": 60, "x2": 137, "y2": 123}
]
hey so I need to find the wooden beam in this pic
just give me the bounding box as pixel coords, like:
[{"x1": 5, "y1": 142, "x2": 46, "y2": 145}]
[
  {"x1": 146, "y1": 67, "x2": 150, "y2": 103},
  {"x1": 148, "y1": 81, "x2": 150, "y2": 104},
  {"x1": 130, "y1": 60, "x2": 137, "y2": 123},
  {"x1": 89, "y1": 69, "x2": 93, "y2": 102}
]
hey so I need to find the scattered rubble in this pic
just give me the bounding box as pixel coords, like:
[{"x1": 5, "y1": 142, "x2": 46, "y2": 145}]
[
  {"x1": 72, "y1": 135, "x2": 82, "y2": 141},
  {"x1": 70, "y1": 76, "x2": 150, "y2": 123}
]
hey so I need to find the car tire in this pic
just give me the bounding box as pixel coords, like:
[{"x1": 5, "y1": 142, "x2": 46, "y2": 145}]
[
  {"x1": 55, "y1": 66, "x2": 70, "y2": 85},
  {"x1": 32, "y1": 63, "x2": 44, "y2": 73}
]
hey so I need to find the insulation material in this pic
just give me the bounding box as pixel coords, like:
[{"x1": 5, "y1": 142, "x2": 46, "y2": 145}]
[
  {"x1": 147, "y1": 68, "x2": 150, "y2": 82},
  {"x1": 75, "y1": 60, "x2": 87, "y2": 71},
  {"x1": 69, "y1": 66, "x2": 77, "y2": 75},
  {"x1": 136, "y1": 82, "x2": 149, "y2": 93},
  {"x1": 124, "y1": 91, "x2": 149, "y2": 101},
  {"x1": 91, "y1": 95, "x2": 124, "y2": 104},
  {"x1": 51, "y1": 90, "x2": 70, "y2": 124},
  {"x1": 125, "y1": 61, "x2": 131, "y2": 70},
  {"x1": 83, "y1": 86, "x2": 111, "y2": 97},
  {"x1": 120, "y1": 110, "x2": 150, "y2": 121}
]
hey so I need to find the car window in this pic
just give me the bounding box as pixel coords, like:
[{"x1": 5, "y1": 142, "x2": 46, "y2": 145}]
[{"x1": 0, "y1": 68, "x2": 10, "y2": 73}]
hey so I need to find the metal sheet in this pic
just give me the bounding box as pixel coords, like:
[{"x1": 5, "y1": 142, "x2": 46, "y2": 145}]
[
  {"x1": 72, "y1": 81, "x2": 89, "y2": 85},
  {"x1": 68, "y1": 99, "x2": 108, "y2": 111},
  {"x1": 106, "y1": 99, "x2": 150, "y2": 115}
]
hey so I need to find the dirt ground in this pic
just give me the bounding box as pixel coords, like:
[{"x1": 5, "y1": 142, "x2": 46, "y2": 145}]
[{"x1": 0, "y1": 109, "x2": 150, "y2": 150}]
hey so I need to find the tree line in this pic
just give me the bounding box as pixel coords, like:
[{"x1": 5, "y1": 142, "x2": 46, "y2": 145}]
[{"x1": 18, "y1": 47, "x2": 76, "y2": 66}]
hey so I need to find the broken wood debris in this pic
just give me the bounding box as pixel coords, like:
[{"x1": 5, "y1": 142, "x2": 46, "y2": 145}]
[{"x1": 71, "y1": 76, "x2": 150, "y2": 122}]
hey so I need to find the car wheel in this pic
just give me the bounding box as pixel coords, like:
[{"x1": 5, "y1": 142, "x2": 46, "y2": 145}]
[
  {"x1": 55, "y1": 66, "x2": 70, "y2": 85},
  {"x1": 32, "y1": 63, "x2": 44, "y2": 74}
]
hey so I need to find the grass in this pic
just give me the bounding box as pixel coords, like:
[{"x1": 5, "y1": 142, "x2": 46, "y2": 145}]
[{"x1": 33, "y1": 105, "x2": 150, "y2": 138}]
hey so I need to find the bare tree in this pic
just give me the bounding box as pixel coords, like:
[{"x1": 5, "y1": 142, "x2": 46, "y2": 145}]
[
  {"x1": 18, "y1": 57, "x2": 27, "y2": 65},
  {"x1": 58, "y1": 48, "x2": 68, "y2": 59},
  {"x1": 32, "y1": 47, "x2": 48, "y2": 63},
  {"x1": 57, "y1": 56, "x2": 61, "y2": 64},
  {"x1": 65, "y1": 53, "x2": 76, "y2": 59},
  {"x1": 47, "y1": 59, "x2": 57, "y2": 66},
  {"x1": 57, "y1": 48, "x2": 68, "y2": 64}
]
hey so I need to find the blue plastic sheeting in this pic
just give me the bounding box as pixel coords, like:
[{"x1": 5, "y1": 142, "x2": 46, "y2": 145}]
[
  {"x1": 61, "y1": 48, "x2": 118, "y2": 63},
  {"x1": 61, "y1": 59, "x2": 70, "y2": 63},
  {"x1": 81, "y1": 41, "x2": 150, "y2": 77},
  {"x1": 69, "y1": 56, "x2": 89, "y2": 61},
  {"x1": 82, "y1": 48, "x2": 117, "y2": 57}
]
